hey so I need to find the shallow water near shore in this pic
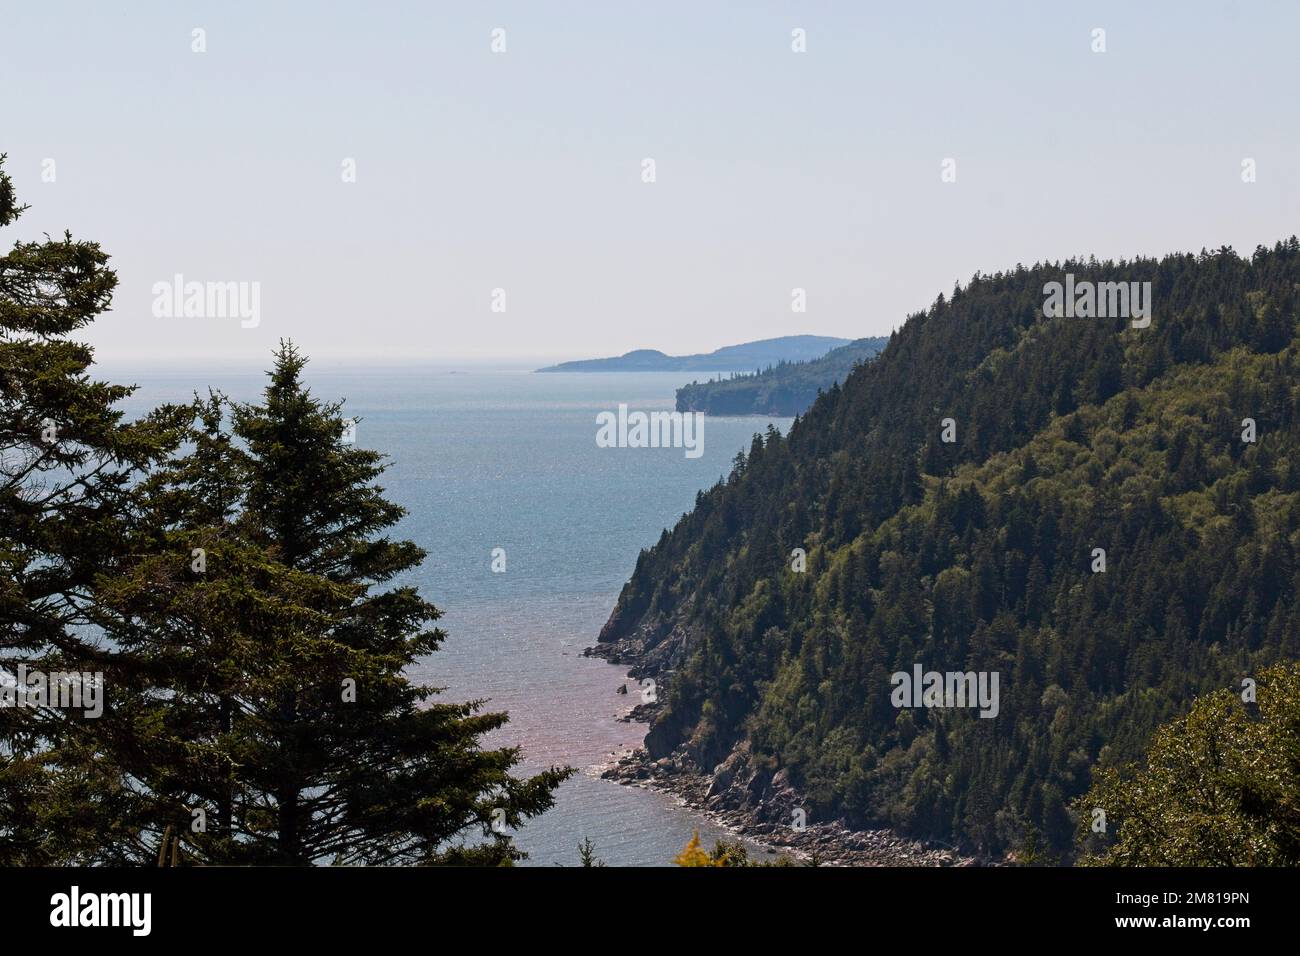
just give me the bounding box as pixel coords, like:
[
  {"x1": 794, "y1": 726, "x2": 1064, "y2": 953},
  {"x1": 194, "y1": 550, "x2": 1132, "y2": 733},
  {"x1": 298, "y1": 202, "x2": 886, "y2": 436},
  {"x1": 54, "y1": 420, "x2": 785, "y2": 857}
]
[{"x1": 111, "y1": 361, "x2": 790, "y2": 866}]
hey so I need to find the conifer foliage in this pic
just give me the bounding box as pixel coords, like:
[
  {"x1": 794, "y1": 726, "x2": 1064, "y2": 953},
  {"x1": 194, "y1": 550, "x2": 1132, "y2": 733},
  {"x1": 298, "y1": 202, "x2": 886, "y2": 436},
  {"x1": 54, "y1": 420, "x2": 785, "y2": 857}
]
[
  {"x1": 601, "y1": 238, "x2": 1300, "y2": 860},
  {"x1": 0, "y1": 154, "x2": 185, "y2": 863},
  {"x1": 0, "y1": 158, "x2": 568, "y2": 864}
]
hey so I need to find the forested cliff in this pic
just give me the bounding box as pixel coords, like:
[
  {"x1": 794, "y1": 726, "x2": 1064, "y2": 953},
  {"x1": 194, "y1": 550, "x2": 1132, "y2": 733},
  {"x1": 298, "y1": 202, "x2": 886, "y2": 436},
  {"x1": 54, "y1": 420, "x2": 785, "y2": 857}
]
[
  {"x1": 596, "y1": 241, "x2": 1300, "y2": 858},
  {"x1": 675, "y1": 337, "x2": 889, "y2": 416}
]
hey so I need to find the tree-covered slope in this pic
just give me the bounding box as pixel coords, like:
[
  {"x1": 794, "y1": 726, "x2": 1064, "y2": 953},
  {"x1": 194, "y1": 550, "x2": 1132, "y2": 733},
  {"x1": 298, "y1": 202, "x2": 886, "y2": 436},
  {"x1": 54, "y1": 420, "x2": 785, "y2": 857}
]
[
  {"x1": 595, "y1": 241, "x2": 1300, "y2": 859},
  {"x1": 675, "y1": 337, "x2": 889, "y2": 416}
]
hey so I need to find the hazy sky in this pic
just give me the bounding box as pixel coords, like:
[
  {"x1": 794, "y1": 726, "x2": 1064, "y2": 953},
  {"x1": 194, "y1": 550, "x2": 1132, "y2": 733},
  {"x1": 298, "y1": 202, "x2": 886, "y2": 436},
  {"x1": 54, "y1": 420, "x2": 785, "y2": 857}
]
[{"x1": 4, "y1": 1, "x2": 1298, "y2": 362}]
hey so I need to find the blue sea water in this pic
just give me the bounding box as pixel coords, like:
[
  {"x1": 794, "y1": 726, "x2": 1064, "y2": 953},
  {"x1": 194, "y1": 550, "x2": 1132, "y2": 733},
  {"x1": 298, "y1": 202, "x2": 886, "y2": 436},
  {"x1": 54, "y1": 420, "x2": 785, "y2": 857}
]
[{"x1": 108, "y1": 361, "x2": 791, "y2": 867}]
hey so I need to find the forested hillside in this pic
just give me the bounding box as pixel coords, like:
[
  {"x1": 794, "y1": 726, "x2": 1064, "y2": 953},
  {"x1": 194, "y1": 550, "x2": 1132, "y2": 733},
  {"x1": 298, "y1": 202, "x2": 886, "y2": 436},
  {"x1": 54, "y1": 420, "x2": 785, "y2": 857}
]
[
  {"x1": 675, "y1": 337, "x2": 889, "y2": 416},
  {"x1": 596, "y1": 241, "x2": 1300, "y2": 859}
]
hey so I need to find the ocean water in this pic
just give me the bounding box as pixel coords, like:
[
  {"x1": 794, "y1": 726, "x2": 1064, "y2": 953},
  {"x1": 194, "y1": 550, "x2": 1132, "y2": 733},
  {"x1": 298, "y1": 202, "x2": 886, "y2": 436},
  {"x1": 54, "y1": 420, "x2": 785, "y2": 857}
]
[{"x1": 108, "y1": 361, "x2": 791, "y2": 867}]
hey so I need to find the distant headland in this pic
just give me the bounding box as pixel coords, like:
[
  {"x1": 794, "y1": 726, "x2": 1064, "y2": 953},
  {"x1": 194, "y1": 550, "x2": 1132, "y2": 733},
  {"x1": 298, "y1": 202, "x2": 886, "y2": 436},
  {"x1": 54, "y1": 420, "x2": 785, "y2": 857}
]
[{"x1": 535, "y1": 335, "x2": 852, "y2": 373}]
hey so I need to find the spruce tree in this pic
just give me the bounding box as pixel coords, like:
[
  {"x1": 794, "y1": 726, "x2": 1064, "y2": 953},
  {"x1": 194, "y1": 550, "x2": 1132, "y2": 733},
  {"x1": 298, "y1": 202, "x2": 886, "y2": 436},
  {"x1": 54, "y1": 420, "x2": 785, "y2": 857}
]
[
  {"x1": 233, "y1": 346, "x2": 571, "y2": 863},
  {"x1": 91, "y1": 392, "x2": 348, "y2": 864},
  {"x1": 0, "y1": 154, "x2": 183, "y2": 863},
  {"x1": 3, "y1": 152, "x2": 567, "y2": 862},
  {"x1": 100, "y1": 348, "x2": 570, "y2": 864}
]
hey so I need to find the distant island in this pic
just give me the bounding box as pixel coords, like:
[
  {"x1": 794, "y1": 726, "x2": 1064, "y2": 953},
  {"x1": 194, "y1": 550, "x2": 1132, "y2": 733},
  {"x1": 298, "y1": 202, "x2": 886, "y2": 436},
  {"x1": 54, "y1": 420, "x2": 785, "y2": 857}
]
[
  {"x1": 675, "y1": 336, "x2": 889, "y2": 415},
  {"x1": 535, "y1": 335, "x2": 851, "y2": 373}
]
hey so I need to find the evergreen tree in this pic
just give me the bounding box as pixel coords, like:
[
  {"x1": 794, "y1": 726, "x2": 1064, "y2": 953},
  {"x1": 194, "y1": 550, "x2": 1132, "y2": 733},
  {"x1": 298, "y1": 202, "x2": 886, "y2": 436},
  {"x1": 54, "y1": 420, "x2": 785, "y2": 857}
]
[
  {"x1": 0, "y1": 156, "x2": 183, "y2": 863},
  {"x1": 91, "y1": 392, "x2": 349, "y2": 864},
  {"x1": 3, "y1": 156, "x2": 569, "y2": 863},
  {"x1": 98, "y1": 347, "x2": 571, "y2": 864},
  {"x1": 577, "y1": 837, "x2": 605, "y2": 867}
]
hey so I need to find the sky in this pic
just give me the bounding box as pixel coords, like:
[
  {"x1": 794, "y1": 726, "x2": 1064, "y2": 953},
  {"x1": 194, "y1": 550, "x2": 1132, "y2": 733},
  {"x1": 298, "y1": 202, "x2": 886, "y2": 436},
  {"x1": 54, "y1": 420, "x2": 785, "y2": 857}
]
[{"x1": 3, "y1": 0, "x2": 1298, "y2": 362}]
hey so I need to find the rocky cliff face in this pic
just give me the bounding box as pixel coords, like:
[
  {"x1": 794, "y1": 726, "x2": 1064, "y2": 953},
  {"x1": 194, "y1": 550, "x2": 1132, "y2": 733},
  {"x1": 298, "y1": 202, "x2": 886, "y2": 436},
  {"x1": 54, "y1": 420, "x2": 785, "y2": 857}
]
[
  {"x1": 600, "y1": 731, "x2": 974, "y2": 866},
  {"x1": 594, "y1": 633, "x2": 975, "y2": 864}
]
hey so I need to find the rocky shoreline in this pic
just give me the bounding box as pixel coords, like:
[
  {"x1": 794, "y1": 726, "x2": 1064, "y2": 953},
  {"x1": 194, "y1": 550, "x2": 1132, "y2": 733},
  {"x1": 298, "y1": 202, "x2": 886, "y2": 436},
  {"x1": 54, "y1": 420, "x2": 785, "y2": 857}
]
[{"x1": 599, "y1": 697, "x2": 978, "y2": 867}]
